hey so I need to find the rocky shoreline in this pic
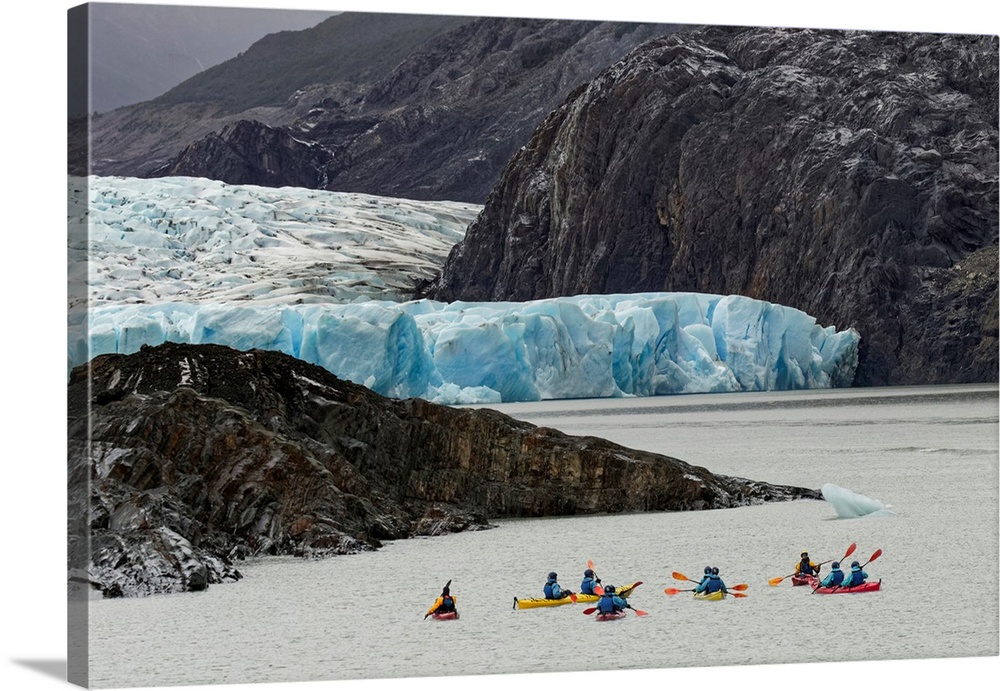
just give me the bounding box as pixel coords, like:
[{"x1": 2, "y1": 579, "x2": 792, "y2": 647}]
[{"x1": 69, "y1": 342, "x2": 820, "y2": 598}]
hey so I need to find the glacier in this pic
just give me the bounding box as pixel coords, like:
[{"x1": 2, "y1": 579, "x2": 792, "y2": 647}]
[
  {"x1": 821, "y1": 483, "x2": 895, "y2": 518},
  {"x1": 69, "y1": 176, "x2": 860, "y2": 404},
  {"x1": 77, "y1": 293, "x2": 860, "y2": 404}
]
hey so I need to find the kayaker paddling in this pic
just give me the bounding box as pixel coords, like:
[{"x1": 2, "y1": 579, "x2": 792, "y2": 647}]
[
  {"x1": 580, "y1": 568, "x2": 601, "y2": 596},
  {"x1": 818, "y1": 562, "x2": 846, "y2": 589},
  {"x1": 842, "y1": 560, "x2": 869, "y2": 588},
  {"x1": 425, "y1": 583, "x2": 458, "y2": 620},
  {"x1": 595, "y1": 584, "x2": 628, "y2": 615},
  {"x1": 704, "y1": 566, "x2": 728, "y2": 596},
  {"x1": 543, "y1": 572, "x2": 574, "y2": 600},
  {"x1": 795, "y1": 551, "x2": 821, "y2": 577}
]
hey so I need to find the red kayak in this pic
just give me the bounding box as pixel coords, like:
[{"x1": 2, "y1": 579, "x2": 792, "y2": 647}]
[
  {"x1": 430, "y1": 611, "x2": 459, "y2": 620},
  {"x1": 812, "y1": 579, "x2": 881, "y2": 594},
  {"x1": 595, "y1": 610, "x2": 627, "y2": 621}
]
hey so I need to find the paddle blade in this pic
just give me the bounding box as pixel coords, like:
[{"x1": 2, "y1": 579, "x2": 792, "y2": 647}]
[
  {"x1": 731, "y1": 592, "x2": 747, "y2": 598},
  {"x1": 632, "y1": 608, "x2": 649, "y2": 616},
  {"x1": 671, "y1": 571, "x2": 691, "y2": 582},
  {"x1": 588, "y1": 560, "x2": 595, "y2": 571},
  {"x1": 569, "y1": 592, "x2": 578, "y2": 603},
  {"x1": 843, "y1": 543, "x2": 857, "y2": 560},
  {"x1": 583, "y1": 607, "x2": 597, "y2": 615},
  {"x1": 768, "y1": 576, "x2": 785, "y2": 587},
  {"x1": 664, "y1": 588, "x2": 682, "y2": 595},
  {"x1": 730, "y1": 583, "x2": 749, "y2": 591},
  {"x1": 594, "y1": 585, "x2": 604, "y2": 596},
  {"x1": 866, "y1": 549, "x2": 883, "y2": 565}
]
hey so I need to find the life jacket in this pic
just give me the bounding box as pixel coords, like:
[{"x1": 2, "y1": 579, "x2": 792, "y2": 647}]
[
  {"x1": 543, "y1": 579, "x2": 560, "y2": 599},
  {"x1": 705, "y1": 575, "x2": 725, "y2": 593},
  {"x1": 844, "y1": 568, "x2": 866, "y2": 587},
  {"x1": 797, "y1": 558, "x2": 816, "y2": 575},
  {"x1": 438, "y1": 595, "x2": 456, "y2": 611},
  {"x1": 596, "y1": 593, "x2": 619, "y2": 613},
  {"x1": 580, "y1": 577, "x2": 597, "y2": 595},
  {"x1": 823, "y1": 569, "x2": 844, "y2": 587}
]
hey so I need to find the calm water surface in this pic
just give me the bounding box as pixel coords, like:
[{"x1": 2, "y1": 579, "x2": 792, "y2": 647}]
[{"x1": 89, "y1": 385, "x2": 999, "y2": 687}]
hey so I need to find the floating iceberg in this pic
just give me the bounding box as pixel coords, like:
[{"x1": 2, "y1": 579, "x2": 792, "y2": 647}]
[
  {"x1": 821, "y1": 483, "x2": 895, "y2": 518},
  {"x1": 76, "y1": 293, "x2": 860, "y2": 404}
]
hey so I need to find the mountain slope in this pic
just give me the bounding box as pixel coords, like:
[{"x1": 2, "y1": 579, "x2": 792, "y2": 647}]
[
  {"x1": 153, "y1": 12, "x2": 472, "y2": 112},
  {"x1": 426, "y1": 27, "x2": 999, "y2": 385},
  {"x1": 82, "y1": 15, "x2": 684, "y2": 202}
]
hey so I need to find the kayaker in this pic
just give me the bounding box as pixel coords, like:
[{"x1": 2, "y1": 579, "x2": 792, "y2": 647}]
[
  {"x1": 795, "y1": 551, "x2": 821, "y2": 576},
  {"x1": 694, "y1": 566, "x2": 712, "y2": 593},
  {"x1": 543, "y1": 572, "x2": 573, "y2": 600},
  {"x1": 595, "y1": 584, "x2": 628, "y2": 614},
  {"x1": 704, "y1": 566, "x2": 728, "y2": 595},
  {"x1": 818, "y1": 562, "x2": 845, "y2": 588},
  {"x1": 580, "y1": 568, "x2": 601, "y2": 595},
  {"x1": 425, "y1": 585, "x2": 458, "y2": 619},
  {"x1": 842, "y1": 560, "x2": 869, "y2": 588}
]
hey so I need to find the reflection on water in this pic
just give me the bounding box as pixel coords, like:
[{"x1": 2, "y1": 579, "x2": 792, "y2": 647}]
[{"x1": 89, "y1": 385, "x2": 999, "y2": 688}]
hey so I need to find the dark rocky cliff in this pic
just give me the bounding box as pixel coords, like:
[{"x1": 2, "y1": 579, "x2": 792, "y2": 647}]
[
  {"x1": 86, "y1": 16, "x2": 682, "y2": 203},
  {"x1": 426, "y1": 27, "x2": 999, "y2": 385},
  {"x1": 68, "y1": 342, "x2": 818, "y2": 597}
]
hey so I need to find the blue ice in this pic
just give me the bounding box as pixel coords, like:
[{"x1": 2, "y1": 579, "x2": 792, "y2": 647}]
[{"x1": 75, "y1": 292, "x2": 861, "y2": 405}]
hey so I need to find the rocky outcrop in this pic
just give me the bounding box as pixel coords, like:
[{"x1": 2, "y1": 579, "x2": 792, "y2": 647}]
[
  {"x1": 156, "y1": 120, "x2": 337, "y2": 189},
  {"x1": 86, "y1": 16, "x2": 682, "y2": 203},
  {"x1": 426, "y1": 27, "x2": 999, "y2": 385},
  {"x1": 68, "y1": 342, "x2": 819, "y2": 597}
]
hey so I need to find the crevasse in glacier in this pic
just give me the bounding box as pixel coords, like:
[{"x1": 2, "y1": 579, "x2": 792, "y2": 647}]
[{"x1": 78, "y1": 292, "x2": 860, "y2": 404}]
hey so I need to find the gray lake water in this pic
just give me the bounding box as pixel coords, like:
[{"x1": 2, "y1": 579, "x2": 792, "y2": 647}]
[{"x1": 88, "y1": 384, "x2": 999, "y2": 688}]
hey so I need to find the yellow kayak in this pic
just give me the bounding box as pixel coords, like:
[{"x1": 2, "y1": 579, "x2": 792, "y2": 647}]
[
  {"x1": 514, "y1": 581, "x2": 643, "y2": 609},
  {"x1": 693, "y1": 590, "x2": 726, "y2": 601}
]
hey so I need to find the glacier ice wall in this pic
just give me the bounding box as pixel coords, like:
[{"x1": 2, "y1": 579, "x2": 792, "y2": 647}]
[
  {"x1": 821, "y1": 483, "x2": 895, "y2": 518},
  {"x1": 76, "y1": 293, "x2": 860, "y2": 404}
]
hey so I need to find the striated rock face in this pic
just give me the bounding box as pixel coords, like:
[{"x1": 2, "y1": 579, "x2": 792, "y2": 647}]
[
  {"x1": 68, "y1": 342, "x2": 818, "y2": 597},
  {"x1": 159, "y1": 120, "x2": 337, "y2": 189},
  {"x1": 90, "y1": 16, "x2": 682, "y2": 203},
  {"x1": 426, "y1": 27, "x2": 999, "y2": 385}
]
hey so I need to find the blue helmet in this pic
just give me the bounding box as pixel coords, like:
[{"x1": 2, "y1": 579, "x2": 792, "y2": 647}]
[
  {"x1": 584, "y1": 569, "x2": 594, "y2": 577},
  {"x1": 548, "y1": 572, "x2": 557, "y2": 580},
  {"x1": 851, "y1": 561, "x2": 860, "y2": 568},
  {"x1": 604, "y1": 584, "x2": 616, "y2": 593},
  {"x1": 711, "y1": 567, "x2": 719, "y2": 575},
  {"x1": 832, "y1": 562, "x2": 840, "y2": 569}
]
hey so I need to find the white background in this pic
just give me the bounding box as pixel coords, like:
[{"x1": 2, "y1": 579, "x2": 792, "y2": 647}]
[{"x1": 3, "y1": 1, "x2": 998, "y2": 690}]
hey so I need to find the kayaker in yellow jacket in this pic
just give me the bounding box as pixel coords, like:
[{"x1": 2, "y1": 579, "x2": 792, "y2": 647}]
[
  {"x1": 425, "y1": 585, "x2": 458, "y2": 619},
  {"x1": 795, "y1": 551, "x2": 821, "y2": 576}
]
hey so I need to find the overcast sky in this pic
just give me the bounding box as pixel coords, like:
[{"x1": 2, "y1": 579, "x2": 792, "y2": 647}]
[{"x1": 78, "y1": 3, "x2": 338, "y2": 113}]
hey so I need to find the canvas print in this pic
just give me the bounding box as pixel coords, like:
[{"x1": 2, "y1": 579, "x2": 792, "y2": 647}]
[{"x1": 67, "y1": 2, "x2": 999, "y2": 689}]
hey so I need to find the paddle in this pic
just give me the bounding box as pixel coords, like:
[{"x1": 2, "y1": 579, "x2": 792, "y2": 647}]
[
  {"x1": 673, "y1": 571, "x2": 747, "y2": 591},
  {"x1": 425, "y1": 579, "x2": 453, "y2": 619},
  {"x1": 583, "y1": 605, "x2": 647, "y2": 616},
  {"x1": 814, "y1": 549, "x2": 881, "y2": 594},
  {"x1": 829, "y1": 549, "x2": 882, "y2": 594},
  {"x1": 769, "y1": 543, "x2": 857, "y2": 587},
  {"x1": 664, "y1": 586, "x2": 744, "y2": 598}
]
